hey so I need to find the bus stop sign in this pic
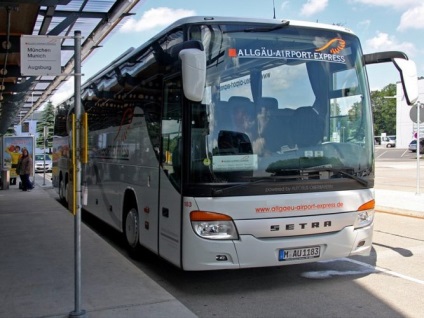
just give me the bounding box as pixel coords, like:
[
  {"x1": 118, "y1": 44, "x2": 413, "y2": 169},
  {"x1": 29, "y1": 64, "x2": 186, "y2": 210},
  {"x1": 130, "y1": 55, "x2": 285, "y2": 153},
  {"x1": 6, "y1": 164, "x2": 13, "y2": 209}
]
[{"x1": 409, "y1": 104, "x2": 424, "y2": 123}]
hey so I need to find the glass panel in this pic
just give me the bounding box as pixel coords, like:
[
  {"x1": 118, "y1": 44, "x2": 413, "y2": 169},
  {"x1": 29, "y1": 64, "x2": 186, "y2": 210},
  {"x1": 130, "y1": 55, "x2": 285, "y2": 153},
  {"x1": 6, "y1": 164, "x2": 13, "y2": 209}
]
[
  {"x1": 188, "y1": 24, "x2": 373, "y2": 189},
  {"x1": 162, "y1": 80, "x2": 183, "y2": 189}
]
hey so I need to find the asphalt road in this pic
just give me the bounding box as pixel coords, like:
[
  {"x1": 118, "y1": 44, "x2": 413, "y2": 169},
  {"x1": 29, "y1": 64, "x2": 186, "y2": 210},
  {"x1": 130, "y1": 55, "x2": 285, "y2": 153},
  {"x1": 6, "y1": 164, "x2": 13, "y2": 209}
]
[
  {"x1": 375, "y1": 145, "x2": 420, "y2": 161},
  {"x1": 80, "y1": 210, "x2": 423, "y2": 318},
  {"x1": 374, "y1": 146, "x2": 423, "y2": 192}
]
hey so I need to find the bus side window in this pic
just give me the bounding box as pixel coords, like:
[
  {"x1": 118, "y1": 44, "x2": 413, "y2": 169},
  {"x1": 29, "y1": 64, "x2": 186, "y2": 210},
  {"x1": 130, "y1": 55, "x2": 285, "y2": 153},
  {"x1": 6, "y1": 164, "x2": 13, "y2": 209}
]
[
  {"x1": 162, "y1": 79, "x2": 183, "y2": 190},
  {"x1": 172, "y1": 137, "x2": 182, "y2": 181}
]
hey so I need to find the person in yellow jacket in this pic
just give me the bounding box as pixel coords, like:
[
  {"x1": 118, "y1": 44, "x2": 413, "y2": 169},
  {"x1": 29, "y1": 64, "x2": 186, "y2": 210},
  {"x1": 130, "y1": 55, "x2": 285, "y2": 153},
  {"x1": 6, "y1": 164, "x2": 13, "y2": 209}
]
[
  {"x1": 6, "y1": 144, "x2": 21, "y2": 168},
  {"x1": 5, "y1": 145, "x2": 22, "y2": 180}
]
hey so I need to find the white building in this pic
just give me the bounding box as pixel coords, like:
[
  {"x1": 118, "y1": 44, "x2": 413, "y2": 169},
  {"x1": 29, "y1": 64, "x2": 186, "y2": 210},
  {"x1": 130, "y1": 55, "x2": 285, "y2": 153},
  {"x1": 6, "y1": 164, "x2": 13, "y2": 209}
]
[
  {"x1": 14, "y1": 119, "x2": 37, "y2": 136},
  {"x1": 396, "y1": 78, "x2": 424, "y2": 148},
  {"x1": 13, "y1": 112, "x2": 46, "y2": 153}
]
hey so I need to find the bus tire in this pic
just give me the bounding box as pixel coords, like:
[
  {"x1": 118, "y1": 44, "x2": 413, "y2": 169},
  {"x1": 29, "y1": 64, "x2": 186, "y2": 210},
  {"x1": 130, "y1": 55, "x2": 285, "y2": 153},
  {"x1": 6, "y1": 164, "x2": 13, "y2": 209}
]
[
  {"x1": 59, "y1": 178, "x2": 68, "y2": 206},
  {"x1": 124, "y1": 206, "x2": 141, "y2": 255},
  {"x1": 59, "y1": 178, "x2": 64, "y2": 200}
]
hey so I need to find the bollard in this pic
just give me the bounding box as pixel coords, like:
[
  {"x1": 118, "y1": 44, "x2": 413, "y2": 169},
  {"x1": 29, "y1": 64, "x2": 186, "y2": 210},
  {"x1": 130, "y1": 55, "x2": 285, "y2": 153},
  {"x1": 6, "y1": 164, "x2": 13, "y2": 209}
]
[{"x1": 1, "y1": 169, "x2": 10, "y2": 190}]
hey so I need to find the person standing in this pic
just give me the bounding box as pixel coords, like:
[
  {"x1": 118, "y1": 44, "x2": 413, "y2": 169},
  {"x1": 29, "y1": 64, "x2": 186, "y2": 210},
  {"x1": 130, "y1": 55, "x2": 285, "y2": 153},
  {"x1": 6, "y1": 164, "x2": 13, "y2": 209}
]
[
  {"x1": 16, "y1": 148, "x2": 34, "y2": 191},
  {"x1": 6, "y1": 144, "x2": 21, "y2": 168}
]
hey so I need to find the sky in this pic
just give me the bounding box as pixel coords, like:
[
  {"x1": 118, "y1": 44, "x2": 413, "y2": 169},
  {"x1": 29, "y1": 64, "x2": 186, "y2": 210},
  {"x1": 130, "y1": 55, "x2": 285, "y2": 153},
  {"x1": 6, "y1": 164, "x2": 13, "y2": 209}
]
[{"x1": 51, "y1": 0, "x2": 424, "y2": 105}]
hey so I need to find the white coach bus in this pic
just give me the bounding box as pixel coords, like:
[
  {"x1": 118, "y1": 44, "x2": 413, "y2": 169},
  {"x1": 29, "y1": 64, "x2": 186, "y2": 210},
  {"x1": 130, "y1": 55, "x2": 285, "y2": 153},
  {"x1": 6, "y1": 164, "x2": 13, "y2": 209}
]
[{"x1": 54, "y1": 16, "x2": 418, "y2": 270}]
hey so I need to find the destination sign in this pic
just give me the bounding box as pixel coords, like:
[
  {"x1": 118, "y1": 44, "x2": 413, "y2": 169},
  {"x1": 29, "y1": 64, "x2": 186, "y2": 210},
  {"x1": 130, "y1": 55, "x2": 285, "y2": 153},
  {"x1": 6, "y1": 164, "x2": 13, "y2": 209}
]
[{"x1": 20, "y1": 35, "x2": 62, "y2": 76}]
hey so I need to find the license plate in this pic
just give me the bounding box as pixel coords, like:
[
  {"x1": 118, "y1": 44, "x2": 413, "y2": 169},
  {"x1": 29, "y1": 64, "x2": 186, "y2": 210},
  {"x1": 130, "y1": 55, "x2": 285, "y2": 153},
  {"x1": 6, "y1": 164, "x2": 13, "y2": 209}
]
[{"x1": 278, "y1": 246, "x2": 321, "y2": 261}]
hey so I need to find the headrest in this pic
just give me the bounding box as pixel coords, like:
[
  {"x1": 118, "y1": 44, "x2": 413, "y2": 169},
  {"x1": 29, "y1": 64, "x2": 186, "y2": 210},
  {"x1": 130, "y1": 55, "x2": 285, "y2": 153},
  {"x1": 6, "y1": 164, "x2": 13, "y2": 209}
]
[
  {"x1": 228, "y1": 96, "x2": 252, "y2": 106},
  {"x1": 259, "y1": 97, "x2": 278, "y2": 111}
]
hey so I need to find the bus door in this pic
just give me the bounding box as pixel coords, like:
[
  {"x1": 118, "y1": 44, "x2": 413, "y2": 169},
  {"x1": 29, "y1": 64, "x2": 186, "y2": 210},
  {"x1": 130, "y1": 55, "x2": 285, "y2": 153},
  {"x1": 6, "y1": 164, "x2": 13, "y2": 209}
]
[{"x1": 158, "y1": 77, "x2": 183, "y2": 266}]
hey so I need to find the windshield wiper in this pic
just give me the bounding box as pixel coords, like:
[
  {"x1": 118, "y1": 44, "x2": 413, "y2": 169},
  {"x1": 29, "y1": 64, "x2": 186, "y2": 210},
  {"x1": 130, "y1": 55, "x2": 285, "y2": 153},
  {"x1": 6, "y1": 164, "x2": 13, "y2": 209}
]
[
  {"x1": 211, "y1": 167, "x2": 369, "y2": 196},
  {"x1": 211, "y1": 178, "x2": 263, "y2": 196},
  {"x1": 303, "y1": 167, "x2": 369, "y2": 187},
  {"x1": 211, "y1": 175, "x2": 298, "y2": 196},
  {"x1": 224, "y1": 20, "x2": 290, "y2": 34}
]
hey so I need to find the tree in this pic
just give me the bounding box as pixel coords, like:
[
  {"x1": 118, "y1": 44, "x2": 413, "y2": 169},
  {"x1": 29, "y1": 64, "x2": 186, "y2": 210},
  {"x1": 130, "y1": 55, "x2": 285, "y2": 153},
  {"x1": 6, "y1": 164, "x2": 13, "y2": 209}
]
[
  {"x1": 348, "y1": 100, "x2": 364, "y2": 140},
  {"x1": 36, "y1": 101, "x2": 55, "y2": 152},
  {"x1": 371, "y1": 83, "x2": 396, "y2": 136}
]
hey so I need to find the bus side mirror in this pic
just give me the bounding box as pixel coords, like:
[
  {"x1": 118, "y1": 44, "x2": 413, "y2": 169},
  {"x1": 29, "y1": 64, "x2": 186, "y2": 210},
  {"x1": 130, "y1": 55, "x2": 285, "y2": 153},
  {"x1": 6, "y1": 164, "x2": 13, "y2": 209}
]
[
  {"x1": 179, "y1": 48, "x2": 206, "y2": 102},
  {"x1": 393, "y1": 58, "x2": 418, "y2": 105}
]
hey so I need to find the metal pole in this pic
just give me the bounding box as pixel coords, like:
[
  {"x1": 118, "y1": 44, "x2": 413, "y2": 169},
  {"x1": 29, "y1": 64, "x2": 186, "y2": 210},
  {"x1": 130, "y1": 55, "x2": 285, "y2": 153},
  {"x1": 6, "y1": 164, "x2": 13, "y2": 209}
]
[
  {"x1": 43, "y1": 126, "x2": 47, "y2": 186},
  {"x1": 416, "y1": 102, "x2": 421, "y2": 195},
  {"x1": 69, "y1": 30, "x2": 86, "y2": 318}
]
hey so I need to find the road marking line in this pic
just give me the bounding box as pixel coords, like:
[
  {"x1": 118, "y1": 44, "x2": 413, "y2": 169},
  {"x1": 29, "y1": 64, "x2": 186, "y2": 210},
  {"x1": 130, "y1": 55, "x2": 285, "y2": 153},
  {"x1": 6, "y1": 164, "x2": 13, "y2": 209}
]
[
  {"x1": 343, "y1": 257, "x2": 424, "y2": 285},
  {"x1": 376, "y1": 150, "x2": 388, "y2": 159}
]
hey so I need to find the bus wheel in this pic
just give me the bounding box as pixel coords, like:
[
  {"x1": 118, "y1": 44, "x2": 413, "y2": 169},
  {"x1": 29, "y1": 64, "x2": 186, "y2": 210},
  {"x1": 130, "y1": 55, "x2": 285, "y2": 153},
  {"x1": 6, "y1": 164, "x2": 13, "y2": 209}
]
[
  {"x1": 59, "y1": 179, "x2": 68, "y2": 206},
  {"x1": 59, "y1": 179, "x2": 65, "y2": 200},
  {"x1": 124, "y1": 207, "x2": 141, "y2": 253}
]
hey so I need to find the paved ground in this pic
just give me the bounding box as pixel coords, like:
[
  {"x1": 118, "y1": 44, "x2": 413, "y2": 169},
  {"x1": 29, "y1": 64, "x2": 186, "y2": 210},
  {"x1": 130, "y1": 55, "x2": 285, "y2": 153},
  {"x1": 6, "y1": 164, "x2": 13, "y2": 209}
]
[
  {"x1": 374, "y1": 157, "x2": 424, "y2": 218},
  {"x1": 0, "y1": 174, "x2": 196, "y2": 318}
]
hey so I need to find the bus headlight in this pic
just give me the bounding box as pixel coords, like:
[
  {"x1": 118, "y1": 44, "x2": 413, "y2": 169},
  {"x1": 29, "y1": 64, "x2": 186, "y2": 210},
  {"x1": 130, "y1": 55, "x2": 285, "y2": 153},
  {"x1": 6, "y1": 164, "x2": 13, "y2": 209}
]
[
  {"x1": 354, "y1": 200, "x2": 375, "y2": 229},
  {"x1": 190, "y1": 211, "x2": 239, "y2": 240}
]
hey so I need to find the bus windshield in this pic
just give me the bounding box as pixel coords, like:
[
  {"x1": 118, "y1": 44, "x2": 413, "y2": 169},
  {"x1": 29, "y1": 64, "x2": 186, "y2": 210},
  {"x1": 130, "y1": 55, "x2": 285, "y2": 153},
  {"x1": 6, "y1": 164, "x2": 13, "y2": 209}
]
[{"x1": 188, "y1": 23, "x2": 373, "y2": 192}]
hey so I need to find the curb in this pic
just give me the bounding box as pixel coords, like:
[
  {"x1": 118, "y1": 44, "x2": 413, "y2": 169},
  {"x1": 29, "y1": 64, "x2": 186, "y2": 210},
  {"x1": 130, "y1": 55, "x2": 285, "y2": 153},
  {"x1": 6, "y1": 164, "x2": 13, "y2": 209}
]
[{"x1": 375, "y1": 206, "x2": 424, "y2": 219}]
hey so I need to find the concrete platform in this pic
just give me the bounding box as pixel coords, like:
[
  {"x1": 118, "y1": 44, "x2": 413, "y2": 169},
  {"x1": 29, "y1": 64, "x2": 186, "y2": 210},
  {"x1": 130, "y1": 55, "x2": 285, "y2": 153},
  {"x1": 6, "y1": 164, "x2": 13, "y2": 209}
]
[{"x1": 0, "y1": 174, "x2": 196, "y2": 318}]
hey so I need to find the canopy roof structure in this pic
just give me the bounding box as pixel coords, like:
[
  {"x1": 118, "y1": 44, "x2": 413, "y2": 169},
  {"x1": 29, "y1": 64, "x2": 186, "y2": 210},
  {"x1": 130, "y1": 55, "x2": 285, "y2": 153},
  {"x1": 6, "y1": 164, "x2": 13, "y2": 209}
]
[{"x1": 0, "y1": 0, "x2": 142, "y2": 135}]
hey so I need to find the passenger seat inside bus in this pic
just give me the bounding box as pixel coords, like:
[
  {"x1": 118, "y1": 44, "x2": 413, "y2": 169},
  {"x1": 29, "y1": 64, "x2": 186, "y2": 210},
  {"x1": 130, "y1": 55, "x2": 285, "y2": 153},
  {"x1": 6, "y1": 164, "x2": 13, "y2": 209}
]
[
  {"x1": 259, "y1": 98, "x2": 296, "y2": 153},
  {"x1": 293, "y1": 106, "x2": 324, "y2": 147},
  {"x1": 227, "y1": 96, "x2": 255, "y2": 133}
]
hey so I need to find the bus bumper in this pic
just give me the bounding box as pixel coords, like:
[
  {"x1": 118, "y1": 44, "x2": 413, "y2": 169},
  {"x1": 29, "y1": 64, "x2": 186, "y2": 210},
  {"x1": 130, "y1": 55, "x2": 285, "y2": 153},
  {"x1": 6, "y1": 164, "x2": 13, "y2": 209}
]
[{"x1": 182, "y1": 224, "x2": 373, "y2": 271}]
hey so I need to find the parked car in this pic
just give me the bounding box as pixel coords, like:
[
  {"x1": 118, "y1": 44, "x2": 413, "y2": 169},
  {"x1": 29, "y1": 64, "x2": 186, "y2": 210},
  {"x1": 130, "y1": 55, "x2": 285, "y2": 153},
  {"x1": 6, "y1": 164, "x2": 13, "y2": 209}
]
[
  {"x1": 408, "y1": 139, "x2": 424, "y2": 153},
  {"x1": 34, "y1": 154, "x2": 52, "y2": 172},
  {"x1": 381, "y1": 136, "x2": 396, "y2": 148}
]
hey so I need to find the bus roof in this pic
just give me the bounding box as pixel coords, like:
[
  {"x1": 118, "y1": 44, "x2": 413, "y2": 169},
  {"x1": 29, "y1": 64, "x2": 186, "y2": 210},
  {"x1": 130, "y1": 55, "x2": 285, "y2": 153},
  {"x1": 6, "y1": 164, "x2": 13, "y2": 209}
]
[
  {"x1": 79, "y1": 16, "x2": 356, "y2": 96},
  {"x1": 154, "y1": 16, "x2": 355, "y2": 38}
]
